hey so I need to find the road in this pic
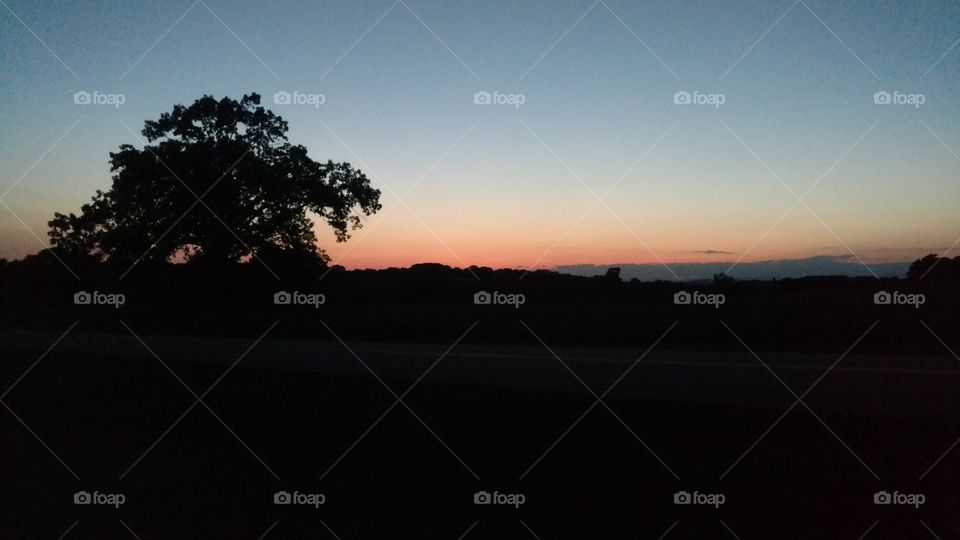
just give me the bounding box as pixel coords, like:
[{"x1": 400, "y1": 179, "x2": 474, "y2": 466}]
[{"x1": 1, "y1": 328, "x2": 957, "y2": 417}]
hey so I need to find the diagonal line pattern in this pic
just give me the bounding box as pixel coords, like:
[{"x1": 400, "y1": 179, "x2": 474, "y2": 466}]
[
  {"x1": 914, "y1": 121, "x2": 960, "y2": 279},
  {"x1": 0, "y1": 120, "x2": 81, "y2": 200},
  {"x1": 720, "y1": 120, "x2": 879, "y2": 278},
  {"x1": 198, "y1": 0, "x2": 281, "y2": 80},
  {"x1": 317, "y1": 0, "x2": 478, "y2": 81},
  {"x1": 117, "y1": 399, "x2": 202, "y2": 481},
  {"x1": 120, "y1": 520, "x2": 142, "y2": 539},
  {"x1": 719, "y1": 401, "x2": 797, "y2": 479},
  {"x1": 520, "y1": 120, "x2": 681, "y2": 280},
  {"x1": 519, "y1": 320, "x2": 680, "y2": 480},
  {"x1": 520, "y1": 520, "x2": 542, "y2": 539},
  {"x1": 317, "y1": 120, "x2": 480, "y2": 276},
  {"x1": 320, "y1": 521, "x2": 342, "y2": 540},
  {"x1": 1, "y1": 320, "x2": 78, "y2": 400},
  {"x1": 119, "y1": 0, "x2": 201, "y2": 80},
  {"x1": 0, "y1": 399, "x2": 80, "y2": 479},
  {"x1": 719, "y1": 320, "x2": 880, "y2": 480},
  {"x1": 658, "y1": 520, "x2": 680, "y2": 539},
  {"x1": 319, "y1": 0, "x2": 401, "y2": 80},
  {"x1": 399, "y1": 0, "x2": 480, "y2": 80},
  {"x1": 917, "y1": 320, "x2": 960, "y2": 479},
  {"x1": 720, "y1": 0, "x2": 878, "y2": 80},
  {"x1": 317, "y1": 399, "x2": 401, "y2": 481},
  {"x1": 318, "y1": 320, "x2": 481, "y2": 480},
  {"x1": 598, "y1": 0, "x2": 679, "y2": 80},
  {"x1": 920, "y1": 521, "x2": 941, "y2": 539},
  {"x1": 515, "y1": 0, "x2": 688, "y2": 81},
  {"x1": 118, "y1": 321, "x2": 280, "y2": 480},
  {"x1": 257, "y1": 521, "x2": 279, "y2": 539},
  {"x1": 114, "y1": 120, "x2": 276, "y2": 280},
  {"x1": 58, "y1": 520, "x2": 80, "y2": 539},
  {"x1": 520, "y1": 0, "x2": 599, "y2": 80},
  {"x1": 857, "y1": 520, "x2": 879, "y2": 539},
  {"x1": 720, "y1": 0, "x2": 800, "y2": 80},
  {"x1": 0, "y1": 1, "x2": 953, "y2": 532},
  {"x1": 921, "y1": 35, "x2": 960, "y2": 79},
  {"x1": 921, "y1": 120, "x2": 960, "y2": 163},
  {"x1": 458, "y1": 521, "x2": 479, "y2": 539},
  {"x1": 0, "y1": 0, "x2": 80, "y2": 80},
  {"x1": 720, "y1": 520, "x2": 742, "y2": 539},
  {"x1": 119, "y1": 0, "x2": 280, "y2": 81},
  {"x1": 798, "y1": 0, "x2": 879, "y2": 80},
  {"x1": 316, "y1": 119, "x2": 480, "y2": 279},
  {"x1": 0, "y1": 119, "x2": 83, "y2": 279},
  {"x1": 0, "y1": 199, "x2": 80, "y2": 279},
  {"x1": 519, "y1": 120, "x2": 678, "y2": 278}
]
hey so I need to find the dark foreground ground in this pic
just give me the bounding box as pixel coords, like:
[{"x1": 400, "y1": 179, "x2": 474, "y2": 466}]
[
  {"x1": 2, "y1": 258, "x2": 959, "y2": 537},
  {"x1": 2, "y1": 338, "x2": 959, "y2": 539}
]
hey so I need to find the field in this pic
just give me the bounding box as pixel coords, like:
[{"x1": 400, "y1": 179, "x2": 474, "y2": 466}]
[{"x1": 2, "y1": 335, "x2": 958, "y2": 539}]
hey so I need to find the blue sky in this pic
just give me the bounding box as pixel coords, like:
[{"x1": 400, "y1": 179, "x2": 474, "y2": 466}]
[{"x1": 1, "y1": 0, "x2": 958, "y2": 271}]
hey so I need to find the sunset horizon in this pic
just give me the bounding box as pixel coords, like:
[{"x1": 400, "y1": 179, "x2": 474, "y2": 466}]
[
  {"x1": 2, "y1": 1, "x2": 959, "y2": 537},
  {"x1": 3, "y1": 1, "x2": 958, "y2": 274}
]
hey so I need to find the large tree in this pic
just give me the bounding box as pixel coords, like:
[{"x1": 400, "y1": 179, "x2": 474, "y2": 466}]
[{"x1": 49, "y1": 93, "x2": 381, "y2": 266}]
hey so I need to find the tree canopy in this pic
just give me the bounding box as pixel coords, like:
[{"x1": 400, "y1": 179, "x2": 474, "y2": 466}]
[
  {"x1": 907, "y1": 253, "x2": 960, "y2": 281},
  {"x1": 49, "y1": 93, "x2": 381, "y2": 267}
]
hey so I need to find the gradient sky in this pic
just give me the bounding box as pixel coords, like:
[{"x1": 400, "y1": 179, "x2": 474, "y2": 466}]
[{"x1": 1, "y1": 0, "x2": 958, "y2": 270}]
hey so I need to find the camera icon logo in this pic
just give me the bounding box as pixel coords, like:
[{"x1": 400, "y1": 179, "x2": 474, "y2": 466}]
[
  {"x1": 474, "y1": 91, "x2": 491, "y2": 105},
  {"x1": 673, "y1": 491, "x2": 691, "y2": 504},
  {"x1": 873, "y1": 491, "x2": 891, "y2": 504},
  {"x1": 74, "y1": 291, "x2": 92, "y2": 305},
  {"x1": 473, "y1": 491, "x2": 491, "y2": 504},
  {"x1": 274, "y1": 291, "x2": 292, "y2": 305},
  {"x1": 673, "y1": 91, "x2": 691, "y2": 105},
  {"x1": 673, "y1": 291, "x2": 691, "y2": 305},
  {"x1": 873, "y1": 91, "x2": 891, "y2": 105},
  {"x1": 274, "y1": 91, "x2": 292, "y2": 105},
  {"x1": 73, "y1": 91, "x2": 92, "y2": 105},
  {"x1": 473, "y1": 291, "x2": 491, "y2": 305},
  {"x1": 873, "y1": 291, "x2": 891, "y2": 305},
  {"x1": 74, "y1": 491, "x2": 91, "y2": 504},
  {"x1": 274, "y1": 491, "x2": 291, "y2": 504}
]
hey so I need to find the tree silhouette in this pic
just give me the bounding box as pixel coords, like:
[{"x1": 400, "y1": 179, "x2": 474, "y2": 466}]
[
  {"x1": 907, "y1": 253, "x2": 960, "y2": 281},
  {"x1": 713, "y1": 272, "x2": 734, "y2": 286},
  {"x1": 48, "y1": 93, "x2": 381, "y2": 267},
  {"x1": 604, "y1": 267, "x2": 621, "y2": 282}
]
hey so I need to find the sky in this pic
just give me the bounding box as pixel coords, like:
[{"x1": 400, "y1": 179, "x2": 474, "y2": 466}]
[{"x1": 1, "y1": 0, "x2": 958, "y2": 274}]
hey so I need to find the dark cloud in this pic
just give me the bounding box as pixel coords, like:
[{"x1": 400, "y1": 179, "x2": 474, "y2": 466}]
[{"x1": 691, "y1": 250, "x2": 735, "y2": 255}]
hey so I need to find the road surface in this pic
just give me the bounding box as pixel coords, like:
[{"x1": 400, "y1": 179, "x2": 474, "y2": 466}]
[{"x1": 1, "y1": 328, "x2": 957, "y2": 417}]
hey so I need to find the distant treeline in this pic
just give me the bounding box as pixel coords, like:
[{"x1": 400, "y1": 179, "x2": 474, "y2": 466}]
[{"x1": 1, "y1": 251, "x2": 957, "y2": 354}]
